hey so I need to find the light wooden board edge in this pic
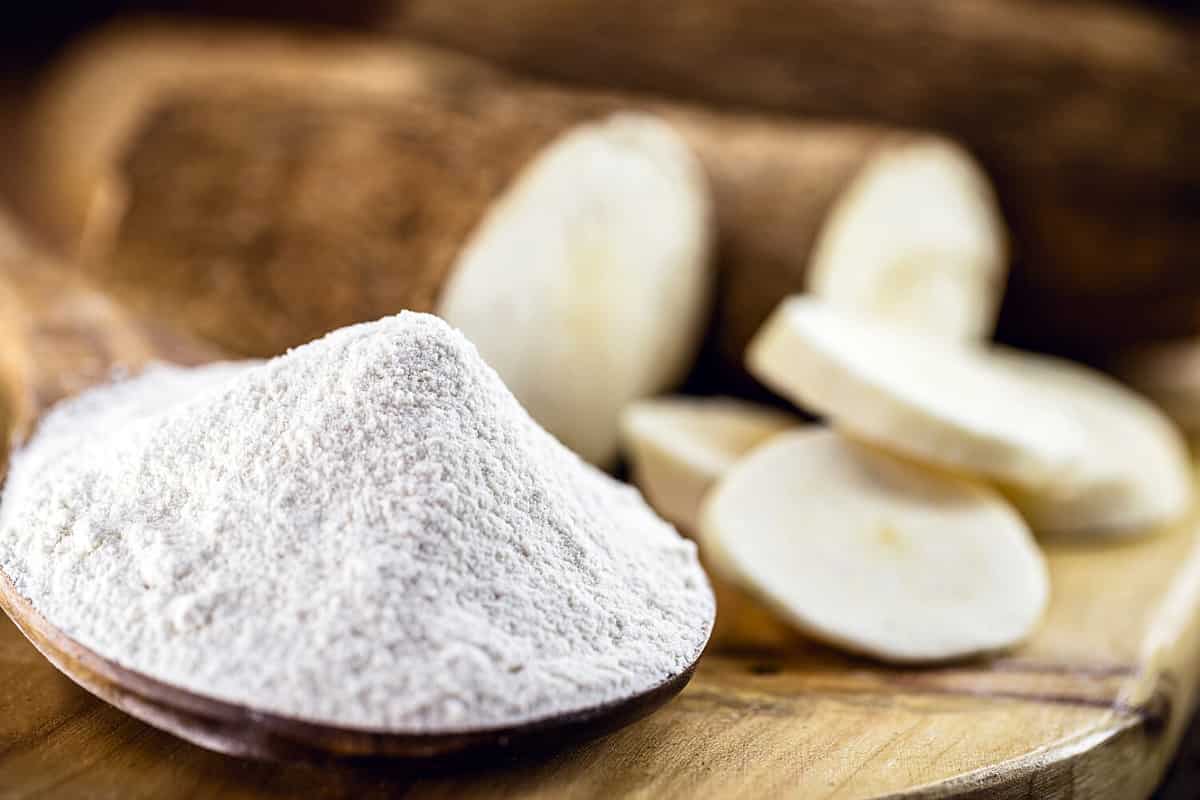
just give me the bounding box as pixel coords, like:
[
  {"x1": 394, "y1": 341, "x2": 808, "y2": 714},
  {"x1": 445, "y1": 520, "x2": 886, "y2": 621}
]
[{"x1": 899, "y1": 517, "x2": 1200, "y2": 798}]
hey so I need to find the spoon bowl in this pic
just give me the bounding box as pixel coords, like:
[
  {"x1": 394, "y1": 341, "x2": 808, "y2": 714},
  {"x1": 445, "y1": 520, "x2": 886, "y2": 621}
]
[{"x1": 0, "y1": 570, "x2": 698, "y2": 761}]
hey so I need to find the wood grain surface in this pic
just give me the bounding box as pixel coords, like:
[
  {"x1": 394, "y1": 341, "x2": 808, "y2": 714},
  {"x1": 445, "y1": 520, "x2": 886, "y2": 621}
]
[{"x1": 3, "y1": 485, "x2": 1200, "y2": 798}]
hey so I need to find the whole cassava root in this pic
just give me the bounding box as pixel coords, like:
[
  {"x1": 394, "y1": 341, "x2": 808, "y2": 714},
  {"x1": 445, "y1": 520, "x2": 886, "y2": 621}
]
[
  {"x1": 25, "y1": 21, "x2": 493, "y2": 250},
  {"x1": 386, "y1": 0, "x2": 1200, "y2": 353},
  {"x1": 88, "y1": 81, "x2": 856, "y2": 376},
  {"x1": 90, "y1": 86, "x2": 569, "y2": 360},
  {"x1": 28, "y1": 22, "x2": 1005, "y2": 387}
]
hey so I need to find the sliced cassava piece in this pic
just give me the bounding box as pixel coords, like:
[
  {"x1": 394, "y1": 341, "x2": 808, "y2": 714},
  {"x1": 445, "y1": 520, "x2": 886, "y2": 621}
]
[
  {"x1": 806, "y1": 139, "x2": 1005, "y2": 340},
  {"x1": 438, "y1": 114, "x2": 712, "y2": 466},
  {"x1": 991, "y1": 350, "x2": 1194, "y2": 537},
  {"x1": 29, "y1": 21, "x2": 1007, "y2": 382},
  {"x1": 748, "y1": 296, "x2": 1195, "y2": 537},
  {"x1": 699, "y1": 428, "x2": 1049, "y2": 662},
  {"x1": 389, "y1": 0, "x2": 1200, "y2": 353},
  {"x1": 685, "y1": 121, "x2": 1005, "y2": 367},
  {"x1": 620, "y1": 396, "x2": 796, "y2": 532},
  {"x1": 747, "y1": 297, "x2": 1086, "y2": 492},
  {"x1": 1112, "y1": 339, "x2": 1200, "y2": 436}
]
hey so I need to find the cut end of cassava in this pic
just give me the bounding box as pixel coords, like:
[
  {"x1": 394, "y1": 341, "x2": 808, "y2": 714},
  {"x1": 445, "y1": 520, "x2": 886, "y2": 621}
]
[
  {"x1": 620, "y1": 396, "x2": 797, "y2": 532},
  {"x1": 746, "y1": 297, "x2": 1084, "y2": 490},
  {"x1": 699, "y1": 429, "x2": 1049, "y2": 663},
  {"x1": 991, "y1": 350, "x2": 1194, "y2": 538},
  {"x1": 807, "y1": 138, "x2": 1007, "y2": 341},
  {"x1": 438, "y1": 113, "x2": 714, "y2": 467}
]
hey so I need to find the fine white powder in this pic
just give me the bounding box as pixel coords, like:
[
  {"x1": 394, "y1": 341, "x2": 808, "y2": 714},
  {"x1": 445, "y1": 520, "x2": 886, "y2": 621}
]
[{"x1": 0, "y1": 312, "x2": 713, "y2": 732}]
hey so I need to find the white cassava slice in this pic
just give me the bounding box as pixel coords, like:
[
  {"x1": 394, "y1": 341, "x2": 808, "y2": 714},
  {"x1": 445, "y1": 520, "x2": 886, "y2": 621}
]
[
  {"x1": 808, "y1": 139, "x2": 1007, "y2": 341},
  {"x1": 438, "y1": 112, "x2": 712, "y2": 468},
  {"x1": 991, "y1": 350, "x2": 1193, "y2": 536},
  {"x1": 699, "y1": 429, "x2": 1049, "y2": 662},
  {"x1": 747, "y1": 297, "x2": 1085, "y2": 491},
  {"x1": 620, "y1": 396, "x2": 797, "y2": 531}
]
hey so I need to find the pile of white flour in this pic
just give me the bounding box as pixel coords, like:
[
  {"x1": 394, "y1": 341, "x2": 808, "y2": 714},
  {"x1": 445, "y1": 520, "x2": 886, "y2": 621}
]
[{"x1": 0, "y1": 312, "x2": 713, "y2": 732}]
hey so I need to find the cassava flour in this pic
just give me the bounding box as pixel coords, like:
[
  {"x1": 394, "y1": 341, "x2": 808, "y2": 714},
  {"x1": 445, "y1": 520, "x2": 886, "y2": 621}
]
[{"x1": 0, "y1": 312, "x2": 714, "y2": 732}]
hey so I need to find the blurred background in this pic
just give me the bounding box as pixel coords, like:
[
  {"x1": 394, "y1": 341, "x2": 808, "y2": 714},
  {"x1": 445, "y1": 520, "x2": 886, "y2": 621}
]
[{"x1": 1, "y1": 1, "x2": 1199, "y2": 795}]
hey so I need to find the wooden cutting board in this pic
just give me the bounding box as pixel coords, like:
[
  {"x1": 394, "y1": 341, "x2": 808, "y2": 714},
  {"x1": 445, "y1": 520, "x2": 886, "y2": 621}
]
[
  {"x1": 2, "y1": 479, "x2": 1199, "y2": 799},
  {"x1": 1, "y1": 249, "x2": 1199, "y2": 799}
]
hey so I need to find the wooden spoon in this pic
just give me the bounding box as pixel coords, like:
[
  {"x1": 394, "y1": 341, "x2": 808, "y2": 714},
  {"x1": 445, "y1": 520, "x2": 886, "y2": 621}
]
[{"x1": 0, "y1": 225, "x2": 699, "y2": 762}]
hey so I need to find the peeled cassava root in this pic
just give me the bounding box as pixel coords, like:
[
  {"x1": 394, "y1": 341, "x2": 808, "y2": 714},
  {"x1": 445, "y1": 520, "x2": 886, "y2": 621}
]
[
  {"x1": 700, "y1": 429, "x2": 1049, "y2": 663},
  {"x1": 28, "y1": 23, "x2": 1007, "y2": 382},
  {"x1": 0, "y1": 214, "x2": 155, "y2": 448},
  {"x1": 619, "y1": 396, "x2": 797, "y2": 532},
  {"x1": 748, "y1": 298, "x2": 1194, "y2": 537},
  {"x1": 388, "y1": 0, "x2": 1200, "y2": 354}
]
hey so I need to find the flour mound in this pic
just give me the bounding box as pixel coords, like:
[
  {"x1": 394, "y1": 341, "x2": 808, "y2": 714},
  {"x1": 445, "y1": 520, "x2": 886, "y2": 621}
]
[{"x1": 0, "y1": 312, "x2": 713, "y2": 732}]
